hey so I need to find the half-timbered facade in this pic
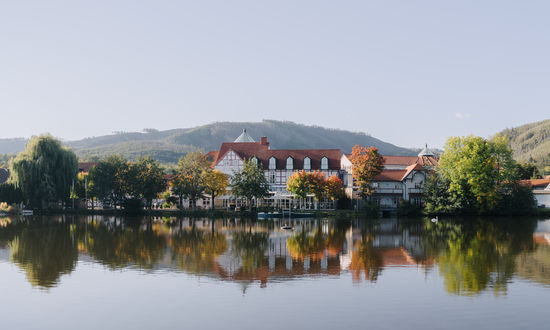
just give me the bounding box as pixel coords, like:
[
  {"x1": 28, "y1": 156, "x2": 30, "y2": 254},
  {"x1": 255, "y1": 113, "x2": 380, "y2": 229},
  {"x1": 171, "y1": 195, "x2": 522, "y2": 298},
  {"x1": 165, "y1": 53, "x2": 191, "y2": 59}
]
[{"x1": 211, "y1": 130, "x2": 341, "y2": 209}]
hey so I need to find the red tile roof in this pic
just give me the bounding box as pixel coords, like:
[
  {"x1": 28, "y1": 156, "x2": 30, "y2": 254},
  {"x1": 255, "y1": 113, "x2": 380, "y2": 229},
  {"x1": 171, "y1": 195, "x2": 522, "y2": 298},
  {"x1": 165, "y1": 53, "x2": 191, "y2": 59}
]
[
  {"x1": 374, "y1": 169, "x2": 408, "y2": 181},
  {"x1": 520, "y1": 178, "x2": 550, "y2": 188},
  {"x1": 214, "y1": 140, "x2": 341, "y2": 170},
  {"x1": 78, "y1": 162, "x2": 97, "y2": 173},
  {"x1": 344, "y1": 154, "x2": 438, "y2": 167}
]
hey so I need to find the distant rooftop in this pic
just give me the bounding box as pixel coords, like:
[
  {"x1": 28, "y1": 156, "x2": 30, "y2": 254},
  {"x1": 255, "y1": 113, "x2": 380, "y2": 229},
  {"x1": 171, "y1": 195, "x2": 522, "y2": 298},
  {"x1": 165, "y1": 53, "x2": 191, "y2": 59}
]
[
  {"x1": 234, "y1": 129, "x2": 255, "y2": 143},
  {"x1": 418, "y1": 144, "x2": 435, "y2": 157}
]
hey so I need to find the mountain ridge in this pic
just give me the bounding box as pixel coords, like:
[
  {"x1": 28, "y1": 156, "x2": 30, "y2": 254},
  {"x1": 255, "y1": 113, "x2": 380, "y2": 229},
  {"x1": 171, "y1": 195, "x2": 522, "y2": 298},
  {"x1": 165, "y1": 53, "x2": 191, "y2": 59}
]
[{"x1": 0, "y1": 120, "x2": 417, "y2": 163}]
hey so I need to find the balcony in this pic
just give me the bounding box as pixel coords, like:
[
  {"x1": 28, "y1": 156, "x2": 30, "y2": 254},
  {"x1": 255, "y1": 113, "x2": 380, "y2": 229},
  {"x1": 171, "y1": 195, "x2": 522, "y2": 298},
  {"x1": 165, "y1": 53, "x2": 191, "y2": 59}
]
[
  {"x1": 408, "y1": 188, "x2": 423, "y2": 194},
  {"x1": 374, "y1": 188, "x2": 403, "y2": 194}
]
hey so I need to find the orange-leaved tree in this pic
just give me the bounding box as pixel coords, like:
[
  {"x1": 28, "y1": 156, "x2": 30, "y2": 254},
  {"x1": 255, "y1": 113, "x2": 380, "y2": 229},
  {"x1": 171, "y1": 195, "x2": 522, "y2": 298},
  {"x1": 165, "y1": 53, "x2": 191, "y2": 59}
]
[
  {"x1": 325, "y1": 175, "x2": 344, "y2": 201},
  {"x1": 349, "y1": 145, "x2": 385, "y2": 198}
]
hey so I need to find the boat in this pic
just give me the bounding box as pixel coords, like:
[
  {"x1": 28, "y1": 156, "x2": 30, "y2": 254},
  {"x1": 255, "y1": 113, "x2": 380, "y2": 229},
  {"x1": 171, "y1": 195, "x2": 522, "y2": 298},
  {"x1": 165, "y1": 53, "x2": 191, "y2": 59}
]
[
  {"x1": 257, "y1": 212, "x2": 283, "y2": 219},
  {"x1": 22, "y1": 210, "x2": 34, "y2": 216},
  {"x1": 280, "y1": 225, "x2": 293, "y2": 230}
]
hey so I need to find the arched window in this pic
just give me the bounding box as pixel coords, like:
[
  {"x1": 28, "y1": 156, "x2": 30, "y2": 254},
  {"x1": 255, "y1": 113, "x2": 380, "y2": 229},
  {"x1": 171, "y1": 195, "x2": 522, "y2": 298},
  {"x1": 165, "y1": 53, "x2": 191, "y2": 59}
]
[
  {"x1": 321, "y1": 156, "x2": 328, "y2": 170},
  {"x1": 303, "y1": 157, "x2": 311, "y2": 170},
  {"x1": 269, "y1": 157, "x2": 276, "y2": 170},
  {"x1": 286, "y1": 157, "x2": 294, "y2": 170}
]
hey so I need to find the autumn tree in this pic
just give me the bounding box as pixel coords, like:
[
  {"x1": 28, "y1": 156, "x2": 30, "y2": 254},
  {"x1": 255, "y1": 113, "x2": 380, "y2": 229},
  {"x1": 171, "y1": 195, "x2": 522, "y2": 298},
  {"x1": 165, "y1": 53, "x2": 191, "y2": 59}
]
[
  {"x1": 325, "y1": 175, "x2": 344, "y2": 201},
  {"x1": 349, "y1": 145, "x2": 385, "y2": 199},
  {"x1": 286, "y1": 170, "x2": 313, "y2": 199},
  {"x1": 202, "y1": 169, "x2": 228, "y2": 210},
  {"x1": 172, "y1": 152, "x2": 211, "y2": 209},
  {"x1": 231, "y1": 159, "x2": 270, "y2": 211}
]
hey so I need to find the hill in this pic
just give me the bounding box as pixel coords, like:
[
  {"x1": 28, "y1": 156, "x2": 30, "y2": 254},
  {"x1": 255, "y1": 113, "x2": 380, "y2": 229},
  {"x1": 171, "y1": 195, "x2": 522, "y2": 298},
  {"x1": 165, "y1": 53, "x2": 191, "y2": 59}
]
[
  {"x1": 499, "y1": 119, "x2": 550, "y2": 168},
  {"x1": 0, "y1": 120, "x2": 416, "y2": 163}
]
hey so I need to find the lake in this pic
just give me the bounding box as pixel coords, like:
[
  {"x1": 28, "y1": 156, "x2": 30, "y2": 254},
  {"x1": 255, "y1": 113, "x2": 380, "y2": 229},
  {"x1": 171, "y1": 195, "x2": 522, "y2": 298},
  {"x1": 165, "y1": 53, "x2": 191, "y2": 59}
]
[{"x1": 0, "y1": 215, "x2": 549, "y2": 329}]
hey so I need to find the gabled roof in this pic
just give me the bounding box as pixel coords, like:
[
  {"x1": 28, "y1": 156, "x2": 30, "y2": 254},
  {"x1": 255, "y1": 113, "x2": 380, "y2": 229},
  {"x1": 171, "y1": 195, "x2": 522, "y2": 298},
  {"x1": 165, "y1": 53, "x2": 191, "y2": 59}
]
[
  {"x1": 521, "y1": 178, "x2": 550, "y2": 188},
  {"x1": 214, "y1": 141, "x2": 341, "y2": 170},
  {"x1": 374, "y1": 169, "x2": 408, "y2": 181}
]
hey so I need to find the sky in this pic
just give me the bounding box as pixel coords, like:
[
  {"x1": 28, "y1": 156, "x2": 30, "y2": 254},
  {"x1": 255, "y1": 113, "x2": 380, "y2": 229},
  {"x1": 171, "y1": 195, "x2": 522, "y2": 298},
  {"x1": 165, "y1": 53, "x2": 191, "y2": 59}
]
[{"x1": 1, "y1": 0, "x2": 549, "y2": 148}]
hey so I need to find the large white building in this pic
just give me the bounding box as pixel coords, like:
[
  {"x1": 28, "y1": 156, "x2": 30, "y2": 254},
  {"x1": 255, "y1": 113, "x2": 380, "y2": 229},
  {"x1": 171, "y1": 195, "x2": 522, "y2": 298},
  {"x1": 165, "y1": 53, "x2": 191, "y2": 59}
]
[{"x1": 211, "y1": 130, "x2": 341, "y2": 210}]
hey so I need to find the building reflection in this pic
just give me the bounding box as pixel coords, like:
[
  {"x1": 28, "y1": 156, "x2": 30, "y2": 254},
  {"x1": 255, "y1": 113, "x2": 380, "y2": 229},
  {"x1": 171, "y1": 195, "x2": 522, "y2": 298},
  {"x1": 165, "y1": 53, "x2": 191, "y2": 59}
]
[{"x1": 0, "y1": 215, "x2": 547, "y2": 295}]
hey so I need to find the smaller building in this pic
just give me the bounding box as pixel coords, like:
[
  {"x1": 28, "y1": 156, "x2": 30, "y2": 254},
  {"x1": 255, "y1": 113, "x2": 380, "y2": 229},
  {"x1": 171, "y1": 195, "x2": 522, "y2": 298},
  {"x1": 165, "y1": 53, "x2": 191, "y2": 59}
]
[
  {"x1": 341, "y1": 146, "x2": 438, "y2": 209},
  {"x1": 521, "y1": 178, "x2": 550, "y2": 208}
]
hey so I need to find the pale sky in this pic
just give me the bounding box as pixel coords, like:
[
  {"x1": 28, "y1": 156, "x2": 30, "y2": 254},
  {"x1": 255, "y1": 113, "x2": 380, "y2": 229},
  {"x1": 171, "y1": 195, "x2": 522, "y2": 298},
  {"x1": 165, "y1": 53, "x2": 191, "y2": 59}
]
[{"x1": 1, "y1": 0, "x2": 549, "y2": 148}]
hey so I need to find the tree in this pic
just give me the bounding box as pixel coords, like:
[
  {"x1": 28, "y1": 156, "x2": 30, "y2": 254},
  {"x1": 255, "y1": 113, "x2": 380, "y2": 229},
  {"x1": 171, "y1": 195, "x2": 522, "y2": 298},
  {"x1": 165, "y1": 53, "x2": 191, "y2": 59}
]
[
  {"x1": 286, "y1": 170, "x2": 329, "y2": 209},
  {"x1": 74, "y1": 172, "x2": 97, "y2": 209},
  {"x1": 349, "y1": 145, "x2": 385, "y2": 198},
  {"x1": 88, "y1": 155, "x2": 128, "y2": 208},
  {"x1": 286, "y1": 170, "x2": 313, "y2": 200},
  {"x1": 10, "y1": 135, "x2": 78, "y2": 209},
  {"x1": 0, "y1": 183, "x2": 24, "y2": 204},
  {"x1": 172, "y1": 152, "x2": 211, "y2": 209},
  {"x1": 202, "y1": 169, "x2": 228, "y2": 210},
  {"x1": 325, "y1": 175, "x2": 344, "y2": 201},
  {"x1": 515, "y1": 163, "x2": 541, "y2": 180},
  {"x1": 433, "y1": 135, "x2": 534, "y2": 215},
  {"x1": 231, "y1": 159, "x2": 270, "y2": 211},
  {"x1": 122, "y1": 156, "x2": 167, "y2": 210}
]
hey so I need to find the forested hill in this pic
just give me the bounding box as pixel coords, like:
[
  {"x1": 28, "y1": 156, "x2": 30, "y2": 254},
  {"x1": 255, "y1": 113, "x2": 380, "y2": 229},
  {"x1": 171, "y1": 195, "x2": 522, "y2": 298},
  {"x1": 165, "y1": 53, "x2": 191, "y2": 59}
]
[
  {"x1": 0, "y1": 120, "x2": 416, "y2": 163},
  {"x1": 499, "y1": 119, "x2": 550, "y2": 168}
]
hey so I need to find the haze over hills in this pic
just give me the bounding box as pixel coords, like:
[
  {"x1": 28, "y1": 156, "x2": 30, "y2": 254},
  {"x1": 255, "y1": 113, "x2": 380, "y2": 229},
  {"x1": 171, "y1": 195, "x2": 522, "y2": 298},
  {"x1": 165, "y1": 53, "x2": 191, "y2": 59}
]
[
  {"x1": 0, "y1": 120, "x2": 417, "y2": 163},
  {"x1": 499, "y1": 119, "x2": 550, "y2": 169}
]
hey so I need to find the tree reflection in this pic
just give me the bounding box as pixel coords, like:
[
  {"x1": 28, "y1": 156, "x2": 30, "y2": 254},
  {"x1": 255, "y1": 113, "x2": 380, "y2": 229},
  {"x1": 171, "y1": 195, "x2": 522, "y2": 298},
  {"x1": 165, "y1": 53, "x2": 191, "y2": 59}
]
[
  {"x1": 231, "y1": 231, "x2": 269, "y2": 273},
  {"x1": 425, "y1": 218, "x2": 536, "y2": 296},
  {"x1": 9, "y1": 222, "x2": 78, "y2": 289},
  {"x1": 349, "y1": 235, "x2": 383, "y2": 283},
  {"x1": 170, "y1": 226, "x2": 227, "y2": 274},
  {"x1": 85, "y1": 220, "x2": 167, "y2": 270}
]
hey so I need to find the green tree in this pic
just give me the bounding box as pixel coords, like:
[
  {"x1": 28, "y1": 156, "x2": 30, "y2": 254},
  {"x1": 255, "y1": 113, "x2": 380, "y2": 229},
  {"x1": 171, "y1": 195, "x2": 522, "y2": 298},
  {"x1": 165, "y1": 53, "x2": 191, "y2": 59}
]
[
  {"x1": 88, "y1": 155, "x2": 128, "y2": 208},
  {"x1": 202, "y1": 169, "x2": 228, "y2": 210},
  {"x1": 231, "y1": 160, "x2": 270, "y2": 211},
  {"x1": 10, "y1": 135, "x2": 78, "y2": 209},
  {"x1": 121, "y1": 156, "x2": 167, "y2": 210},
  {"x1": 0, "y1": 183, "x2": 24, "y2": 204}
]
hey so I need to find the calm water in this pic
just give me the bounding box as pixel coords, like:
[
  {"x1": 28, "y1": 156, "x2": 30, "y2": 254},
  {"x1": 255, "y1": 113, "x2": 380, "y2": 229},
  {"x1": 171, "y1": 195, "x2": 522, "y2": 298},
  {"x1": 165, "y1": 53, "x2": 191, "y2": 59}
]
[{"x1": 0, "y1": 215, "x2": 549, "y2": 329}]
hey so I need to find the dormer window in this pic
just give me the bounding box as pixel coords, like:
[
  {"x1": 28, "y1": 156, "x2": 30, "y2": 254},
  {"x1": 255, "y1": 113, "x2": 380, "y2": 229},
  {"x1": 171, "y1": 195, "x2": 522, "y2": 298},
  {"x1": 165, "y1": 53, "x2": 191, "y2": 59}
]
[
  {"x1": 321, "y1": 157, "x2": 328, "y2": 170},
  {"x1": 251, "y1": 156, "x2": 258, "y2": 166},
  {"x1": 269, "y1": 157, "x2": 276, "y2": 170},
  {"x1": 303, "y1": 157, "x2": 311, "y2": 170},
  {"x1": 286, "y1": 157, "x2": 294, "y2": 170}
]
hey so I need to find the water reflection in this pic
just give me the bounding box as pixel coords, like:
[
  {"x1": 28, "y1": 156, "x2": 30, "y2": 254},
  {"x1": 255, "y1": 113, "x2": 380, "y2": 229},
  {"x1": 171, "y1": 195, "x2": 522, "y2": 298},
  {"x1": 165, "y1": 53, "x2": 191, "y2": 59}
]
[{"x1": 0, "y1": 215, "x2": 548, "y2": 296}]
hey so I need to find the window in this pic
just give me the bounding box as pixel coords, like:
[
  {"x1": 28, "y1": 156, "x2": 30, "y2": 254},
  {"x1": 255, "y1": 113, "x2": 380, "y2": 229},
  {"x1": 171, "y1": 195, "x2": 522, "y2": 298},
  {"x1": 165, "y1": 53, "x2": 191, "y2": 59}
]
[
  {"x1": 303, "y1": 157, "x2": 311, "y2": 170},
  {"x1": 286, "y1": 157, "x2": 293, "y2": 170},
  {"x1": 269, "y1": 157, "x2": 276, "y2": 170},
  {"x1": 321, "y1": 157, "x2": 328, "y2": 170},
  {"x1": 270, "y1": 172, "x2": 276, "y2": 184},
  {"x1": 251, "y1": 156, "x2": 258, "y2": 166}
]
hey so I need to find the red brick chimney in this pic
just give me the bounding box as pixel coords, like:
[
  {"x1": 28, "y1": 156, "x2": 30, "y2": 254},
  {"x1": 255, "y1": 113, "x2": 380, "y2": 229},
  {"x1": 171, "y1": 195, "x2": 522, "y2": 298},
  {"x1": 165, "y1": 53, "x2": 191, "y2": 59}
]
[{"x1": 260, "y1": 136, "x2": 269, "y2": 147}]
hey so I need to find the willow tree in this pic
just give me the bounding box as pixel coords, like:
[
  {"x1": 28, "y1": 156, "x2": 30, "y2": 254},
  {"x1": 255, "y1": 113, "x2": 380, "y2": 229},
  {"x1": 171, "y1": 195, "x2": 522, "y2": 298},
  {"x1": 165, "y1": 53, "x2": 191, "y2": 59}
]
[{"x1": 10, "y1": 135, "x2": 78, "y2": 209}]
